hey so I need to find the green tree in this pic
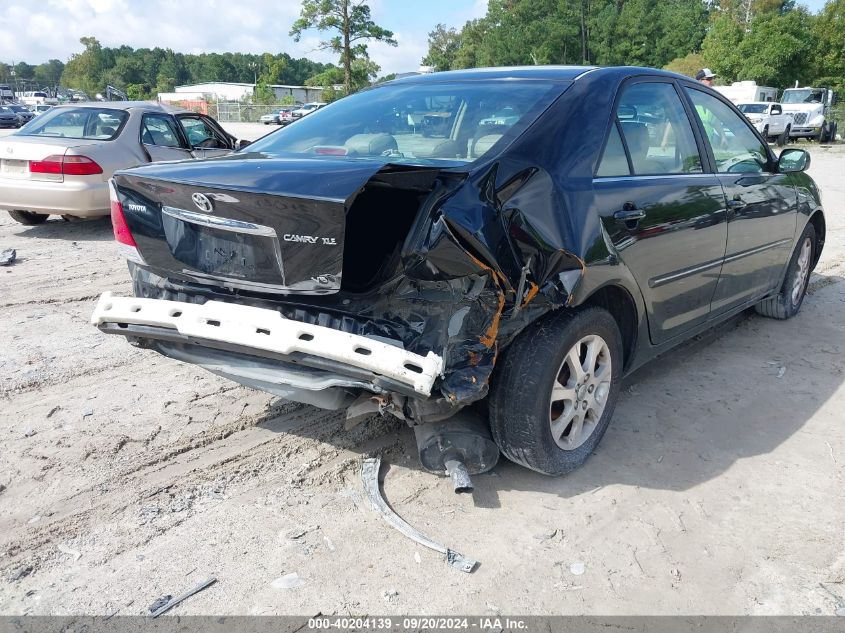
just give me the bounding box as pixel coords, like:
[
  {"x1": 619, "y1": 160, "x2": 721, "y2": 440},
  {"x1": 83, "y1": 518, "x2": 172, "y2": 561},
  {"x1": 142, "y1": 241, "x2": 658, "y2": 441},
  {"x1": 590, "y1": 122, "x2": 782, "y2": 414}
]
[
  {"x1": 664, "y1": 52, "x2": 706, "y2": 78},
  {"x1": 252, "y1": 81, "x2": 276, "y2": 104},
  {"x1": 702, "y1": 0, "x2": 812, "y2": 85},
  {"x1": 290, "y1": 0, "x2": 397, "y2": 95},
  {"x1": 701, "y1": 13, "x2": 746, "y2": 81},
  {"x1": 811, "y1": 0, "x2": 845, "y2": 93},
  {"x1": 736, "y1": 7, "x2": 812, "y2": 86},
  {"x1": 422, "y1": 23, "x2": 461, "y2": 71},
  {"x1": 61, "y1": 36, "x2": 106, "y2": 95},
  {"x1": 33, "y1": 59, "x2": 65, "y2": 88}
]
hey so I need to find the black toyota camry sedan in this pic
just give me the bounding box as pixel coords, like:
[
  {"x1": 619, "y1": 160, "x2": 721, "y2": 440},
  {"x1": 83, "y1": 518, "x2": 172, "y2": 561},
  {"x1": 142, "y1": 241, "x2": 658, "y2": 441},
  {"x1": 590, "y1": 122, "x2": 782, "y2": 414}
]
[{"x1": 93, "y1": 66, "x2": 824, "y2": 476}]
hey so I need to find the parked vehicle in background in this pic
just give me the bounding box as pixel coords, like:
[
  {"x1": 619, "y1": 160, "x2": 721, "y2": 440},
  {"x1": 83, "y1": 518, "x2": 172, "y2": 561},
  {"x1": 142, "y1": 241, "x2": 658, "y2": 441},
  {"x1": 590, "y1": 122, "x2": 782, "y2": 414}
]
[
  {"x1": 6, "y1": 104, "x2": 35, "y2": 126},
  {"x1": 278, "y1": 107, "x2": 297, "y2": 126},
  {"x1": 30, "y1": 104, "x2": 54, "y2": 116},
  {"x1": 0, "y1": 85, "x2": 14, "y2": 100},
  {"x1": 260, "y1": 107, "x2": 296, "y2": 125},
  {"x1": 94, "y1": 67, "x2": 824, "y2": 478},
  {"x1": 715, "y1": 81, "x2": 777, "y2": 104},
  {"x1": 737, "y1": 102, "x2": 792, "y2": 145},
  {"x1": 0, "y1": 106, "x2": 20, "y2": 128},
  {"x1": 781, "y1": 86, "x2": 837, "y2": 142},
  {"x1": 291, "y1": 102, "x2": 326, "y2": 119},
  {"x1": 0, "y1": 102, "x2": 245, "y2": 225}
]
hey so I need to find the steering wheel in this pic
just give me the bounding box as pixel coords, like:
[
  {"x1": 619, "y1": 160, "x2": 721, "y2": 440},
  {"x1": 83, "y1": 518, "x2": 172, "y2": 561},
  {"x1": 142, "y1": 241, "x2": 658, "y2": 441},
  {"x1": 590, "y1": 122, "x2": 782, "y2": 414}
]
[{"x1": 196, "y1": 137, "x2": 220, "y2": 149}]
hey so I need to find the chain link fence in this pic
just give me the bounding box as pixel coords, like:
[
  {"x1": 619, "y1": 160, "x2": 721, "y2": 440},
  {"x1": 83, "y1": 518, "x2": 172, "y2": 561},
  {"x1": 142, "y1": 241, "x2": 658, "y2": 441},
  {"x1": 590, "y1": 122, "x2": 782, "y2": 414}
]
[{"x1": 208, "y1": 102, "x2": 294, "y2": 123}]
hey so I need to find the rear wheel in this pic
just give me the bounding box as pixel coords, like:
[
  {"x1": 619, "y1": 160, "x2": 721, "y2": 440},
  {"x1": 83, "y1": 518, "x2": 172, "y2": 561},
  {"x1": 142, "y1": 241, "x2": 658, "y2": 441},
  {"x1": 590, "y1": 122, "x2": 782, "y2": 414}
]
[
  {"x1": 755, "y1": 223, "x2": 816, "y2": 320},
  {"x1": 8, "y1": 210, "x2": 49, "y2": 225},
  {"x1": 488, "y1": 307, "x2": 623, "y2": 475},
  {"x1": 818, "y1": 123, "x2": 829, "y2": 143},
  {"x1": 762, "y1": 125, "x2": 770, "y2": 142}
]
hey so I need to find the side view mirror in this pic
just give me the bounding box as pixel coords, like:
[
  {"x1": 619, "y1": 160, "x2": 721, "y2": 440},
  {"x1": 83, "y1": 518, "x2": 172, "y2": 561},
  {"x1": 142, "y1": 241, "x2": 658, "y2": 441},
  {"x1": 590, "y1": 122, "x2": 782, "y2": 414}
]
[
  {"x1": 237, "y1": 139, "x2": 251, "y2": 150},
  {"x1": 778, "y1": 148, "x2": 810, "y2": 173}
]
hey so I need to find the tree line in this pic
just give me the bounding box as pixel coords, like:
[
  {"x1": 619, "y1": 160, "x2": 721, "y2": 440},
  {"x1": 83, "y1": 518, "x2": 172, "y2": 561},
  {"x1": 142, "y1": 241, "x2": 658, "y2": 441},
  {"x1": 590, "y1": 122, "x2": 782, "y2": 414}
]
[
  {"x1": 424, "y1": 0, "x2": 845, "y2": 92},
  {"x1": 1, "y1": 37, "x2": 335, "y2": 101}
]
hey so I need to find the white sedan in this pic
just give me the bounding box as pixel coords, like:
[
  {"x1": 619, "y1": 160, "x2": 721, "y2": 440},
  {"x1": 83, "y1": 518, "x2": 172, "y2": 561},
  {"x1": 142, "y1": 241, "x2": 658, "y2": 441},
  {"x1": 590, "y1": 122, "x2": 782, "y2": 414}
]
[{"x1": 0, "y1": 102, "x2": 244, "y2": 225}]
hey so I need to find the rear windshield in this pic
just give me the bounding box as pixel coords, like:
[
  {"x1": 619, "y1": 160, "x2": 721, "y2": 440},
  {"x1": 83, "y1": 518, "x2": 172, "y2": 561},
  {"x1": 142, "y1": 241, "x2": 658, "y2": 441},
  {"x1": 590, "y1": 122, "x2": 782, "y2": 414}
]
[
  {"x1": 737, "y1": 104, "x2": 767, "y2": 114},
  {"x1": 246, "y1": 79, "x2": 563, "y2": 164},
  {"x1": 15, "y1": 107, "x2": 128, "y2": 141}
]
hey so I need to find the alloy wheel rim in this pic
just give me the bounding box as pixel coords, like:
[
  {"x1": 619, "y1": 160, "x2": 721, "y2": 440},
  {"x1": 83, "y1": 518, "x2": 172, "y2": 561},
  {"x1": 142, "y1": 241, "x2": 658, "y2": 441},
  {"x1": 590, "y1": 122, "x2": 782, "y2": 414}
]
[
  {"x1": 549, "y1": 334, "x2": 612, "y2": 451},
  {"x1": 791, "y1": 237, "x2": 812, "y2": 307}
]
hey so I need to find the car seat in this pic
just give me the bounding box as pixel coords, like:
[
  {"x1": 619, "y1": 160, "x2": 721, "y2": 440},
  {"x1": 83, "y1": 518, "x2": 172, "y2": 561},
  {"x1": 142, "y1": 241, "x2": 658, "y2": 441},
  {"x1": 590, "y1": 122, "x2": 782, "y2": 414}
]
[
  {"x1": 344, "y1": 133, "x2": 398, "y2": 156},
  {"x1": 468, "y1": 124, "x2": 511, "y2": 159},
  {"x1": 620, "y1": 121, "x2": 664, "y2": 174}
]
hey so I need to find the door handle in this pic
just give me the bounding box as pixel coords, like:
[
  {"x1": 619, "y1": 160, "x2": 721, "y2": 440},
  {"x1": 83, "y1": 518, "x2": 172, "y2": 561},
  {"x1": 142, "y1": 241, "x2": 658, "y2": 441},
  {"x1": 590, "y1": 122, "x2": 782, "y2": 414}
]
[{"x1": 613, "y1": 207, "x2": 646, "y2": 222}]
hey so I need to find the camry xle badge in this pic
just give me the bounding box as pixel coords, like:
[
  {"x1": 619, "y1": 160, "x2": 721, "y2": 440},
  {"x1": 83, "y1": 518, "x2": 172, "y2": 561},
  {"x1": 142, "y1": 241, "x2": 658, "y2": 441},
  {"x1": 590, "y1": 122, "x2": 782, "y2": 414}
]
[{"x1": 192, "y1": 193, "x2": 213, "y2": 213}]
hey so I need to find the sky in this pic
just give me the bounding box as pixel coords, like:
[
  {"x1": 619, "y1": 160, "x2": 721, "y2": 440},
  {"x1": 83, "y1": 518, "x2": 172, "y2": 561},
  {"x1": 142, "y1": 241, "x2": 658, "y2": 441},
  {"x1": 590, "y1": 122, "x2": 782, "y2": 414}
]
[
  {"x1": 0, "y1": 0, "x2": 830, "y2": 78},
  {"x1": 0, "y1": 0, "x2": 488, "y2": 76}
]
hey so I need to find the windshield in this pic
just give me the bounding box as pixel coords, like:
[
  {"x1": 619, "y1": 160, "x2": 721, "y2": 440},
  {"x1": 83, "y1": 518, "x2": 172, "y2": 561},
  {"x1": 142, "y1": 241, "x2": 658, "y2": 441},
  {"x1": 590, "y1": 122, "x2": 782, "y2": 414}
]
[
  {"x1": 15, "y1": 107, "x2": 128, "y2": 140},
  {"x1": 782, "y1": 89, "x2": 825, "y2": 104},
  {"x1": 247, "y1": 80, "x2": 562, "y2": 164},
  {"x1": 738, "y1": 104, "x2": 768, "y2": 114}
]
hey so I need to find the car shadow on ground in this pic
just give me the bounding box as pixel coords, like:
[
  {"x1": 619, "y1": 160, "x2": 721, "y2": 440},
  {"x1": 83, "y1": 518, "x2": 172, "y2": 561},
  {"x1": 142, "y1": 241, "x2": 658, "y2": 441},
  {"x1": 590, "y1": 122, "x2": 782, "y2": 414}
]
[
  {"x1": 10, "y1": 215, "x2": 113, "y2": 241},
  {"x1": 255, "y1": 272, "x2": 845, "y2": 509}
]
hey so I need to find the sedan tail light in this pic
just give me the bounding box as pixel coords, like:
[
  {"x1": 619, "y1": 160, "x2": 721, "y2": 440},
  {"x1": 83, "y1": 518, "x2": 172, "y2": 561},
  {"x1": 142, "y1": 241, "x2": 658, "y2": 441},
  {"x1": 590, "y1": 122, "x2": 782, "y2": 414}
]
[
  {"x1": 109, "y1": 179, "x2": 146, "y2": 265},
  {"x1": 30, "y1": 154, "x2": 103, "y2": 176}
]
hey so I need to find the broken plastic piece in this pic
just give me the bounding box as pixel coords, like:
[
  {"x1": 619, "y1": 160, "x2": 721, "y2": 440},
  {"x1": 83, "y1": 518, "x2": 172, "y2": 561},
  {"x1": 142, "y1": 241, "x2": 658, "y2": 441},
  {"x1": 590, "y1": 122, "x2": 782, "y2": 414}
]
[
  {"x1": 361, "y1": 456, "x2": 478, "y2": 573},
  {"x1": 149, "y1": 577, "x2": 217, "y2": 618},
  {"x1": 0, "y1": 249, "x2": 16, "y2": 266}
]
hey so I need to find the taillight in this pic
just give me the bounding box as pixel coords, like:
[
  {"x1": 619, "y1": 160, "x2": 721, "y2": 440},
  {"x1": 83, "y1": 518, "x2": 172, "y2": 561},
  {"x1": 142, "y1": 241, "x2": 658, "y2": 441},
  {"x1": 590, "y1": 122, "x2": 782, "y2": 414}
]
[
  {"x1": 30, "y1": 154, "x2": 103, "y2": 176},
  {"x1": 109, "y1": 179, "x2": 146, "y2": 265},
  {"x1": 29, "y1": 155, "x2": 63, "y2": 174},
  {"x1": 63, "y1": 155, "x2": 103, "y2": 175}
]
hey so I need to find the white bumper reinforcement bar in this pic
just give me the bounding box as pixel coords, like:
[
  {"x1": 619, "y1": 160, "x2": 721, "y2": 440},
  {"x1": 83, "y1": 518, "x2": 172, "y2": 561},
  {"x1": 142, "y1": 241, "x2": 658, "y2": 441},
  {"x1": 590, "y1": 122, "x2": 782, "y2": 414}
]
[{"x1": 91, "y1": 292, "x2": 444, "y2": 396}]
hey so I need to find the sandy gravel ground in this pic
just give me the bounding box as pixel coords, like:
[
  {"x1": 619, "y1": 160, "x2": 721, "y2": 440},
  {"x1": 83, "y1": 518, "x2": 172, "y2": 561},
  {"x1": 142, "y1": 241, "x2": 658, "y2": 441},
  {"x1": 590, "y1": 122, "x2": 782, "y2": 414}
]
[{"x1": 0, "y1": 124, "x2": 843, "y2": 616}]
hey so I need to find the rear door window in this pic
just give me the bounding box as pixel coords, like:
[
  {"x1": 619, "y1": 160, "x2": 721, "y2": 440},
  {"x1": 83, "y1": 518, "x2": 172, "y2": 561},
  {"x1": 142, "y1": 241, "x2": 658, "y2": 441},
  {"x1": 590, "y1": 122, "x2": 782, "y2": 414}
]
[
  {"x1": 615, "y1": 82, "x2": 703, "y2": 175},
  {"x1": 141, "y1": 114, "x2": 183, "y2": 148},
  {"x1": 596, "y1": 124, "x2": 630, "y2": 177}
]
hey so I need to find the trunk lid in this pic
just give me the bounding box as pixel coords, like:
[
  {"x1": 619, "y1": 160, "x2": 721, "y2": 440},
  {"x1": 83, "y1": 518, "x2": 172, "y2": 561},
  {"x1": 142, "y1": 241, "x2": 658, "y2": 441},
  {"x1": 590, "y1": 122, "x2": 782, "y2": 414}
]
[{"x1": 113, "y1": 155, "x2": 404, "y2": 294}]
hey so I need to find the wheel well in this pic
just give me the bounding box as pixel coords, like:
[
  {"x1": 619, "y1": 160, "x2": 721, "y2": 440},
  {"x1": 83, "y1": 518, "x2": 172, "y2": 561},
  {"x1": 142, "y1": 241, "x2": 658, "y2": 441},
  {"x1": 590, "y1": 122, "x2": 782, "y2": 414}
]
[
  {"x1": 808, "y1": 211, "x2": 826, "y2": 269},
  {"x1": 581, "y1": 285, "x2": 638, "y2": 369}
]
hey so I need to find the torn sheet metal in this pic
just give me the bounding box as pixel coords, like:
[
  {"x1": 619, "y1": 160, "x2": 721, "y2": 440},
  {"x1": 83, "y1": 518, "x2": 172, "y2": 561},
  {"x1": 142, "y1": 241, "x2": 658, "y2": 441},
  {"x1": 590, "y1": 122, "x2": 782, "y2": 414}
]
[{"x1": 361, "y1": 456, "x2": 478, "y2": 573}]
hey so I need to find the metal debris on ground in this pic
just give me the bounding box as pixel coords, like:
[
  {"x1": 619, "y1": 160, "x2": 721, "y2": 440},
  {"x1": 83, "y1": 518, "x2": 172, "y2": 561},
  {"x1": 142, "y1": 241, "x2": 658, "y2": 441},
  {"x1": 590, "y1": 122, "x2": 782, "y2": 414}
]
[
  {"x1": 0, "y1": 249, "x2": 16, "y2": 266},
  {"x1": 148, "y1": 595, "x2": 172, "y2": 613},
  {"x1": 361, "y1": 456, "x2": 479, "y2": 573},
  {"x1": 149, "y1": 577, "x2": 217, "y2": 618}
]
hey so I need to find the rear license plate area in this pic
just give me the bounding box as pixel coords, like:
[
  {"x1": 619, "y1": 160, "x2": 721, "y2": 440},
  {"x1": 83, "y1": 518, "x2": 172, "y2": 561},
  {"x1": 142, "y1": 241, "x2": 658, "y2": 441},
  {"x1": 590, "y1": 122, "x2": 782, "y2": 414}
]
[
  {"x1": 162, "y1": 214, "x2": 284, "y2": 285},
  {"x1": 1, "y1": 159, "x2": 28, "y2": 178}
]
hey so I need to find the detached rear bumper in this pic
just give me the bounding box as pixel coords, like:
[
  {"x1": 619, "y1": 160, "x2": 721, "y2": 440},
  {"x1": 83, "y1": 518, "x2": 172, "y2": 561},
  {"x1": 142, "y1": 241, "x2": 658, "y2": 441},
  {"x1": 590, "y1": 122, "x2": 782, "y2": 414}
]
[{"x1": 91, "y1": 292, "x2": 444, "y2": 396}]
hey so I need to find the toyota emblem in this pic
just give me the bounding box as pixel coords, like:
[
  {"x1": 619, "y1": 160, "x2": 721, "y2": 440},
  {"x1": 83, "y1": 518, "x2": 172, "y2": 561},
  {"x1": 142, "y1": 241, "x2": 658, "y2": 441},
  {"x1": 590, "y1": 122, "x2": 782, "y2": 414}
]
[{"x1": 192, "y1": 193, "x2": 213, "y2": 213}]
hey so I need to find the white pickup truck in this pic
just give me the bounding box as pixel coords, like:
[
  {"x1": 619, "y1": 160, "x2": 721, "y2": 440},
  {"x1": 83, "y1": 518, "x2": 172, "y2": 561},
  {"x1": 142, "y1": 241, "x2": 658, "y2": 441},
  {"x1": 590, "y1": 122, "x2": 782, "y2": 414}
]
[{"x1": 737, "y1": 102, "x2": 793, "y2": 145}]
